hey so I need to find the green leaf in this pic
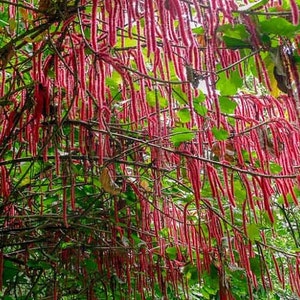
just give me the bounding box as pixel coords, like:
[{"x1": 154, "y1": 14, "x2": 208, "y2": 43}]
[
  {"x1": 259, "y1": 18, "x2": 300, "y2": 38},
  {"x1": 219, "y1": 96, "x2": 237, "y2": 114},
  {"x1": 183, "y1": 264, "x2": 199, "y2": 282},
  {"x1": 260, "y1": 33, "x2": 272, "y2": 48},
  {"x1": 250, "y1": 256, "x2": 262, "y2": 276},
  {"x1": 61, "y1": 241, "x2": 76, "y2": 249},
  {"x1": 218, "y1": 24, "x2": 249, "y2": 40},
  {"x1": 247, "y1": 223, "x2": 260, "y2": 242},
  {"x1": 0, "y1": 11, "x2": 9, "y2": 27},
  {"x1": 27, "y1": 260, "x2": 52, "y2": 270},
  {"x1": 84, "y1": 258, "x2": 98, "y2": 273},
  {"x1": 106, "y1": 71, "x2": 122, "y2": 94},
  {"x1": 159, "y1": 227, "x2": 169, "y2": 238},
  {"x1": 173, "y1": 86, "x2": 188, "y2": 104},
  {"x1": 177, "y1": 108, "x2": 191, "y2": 123},
  {"x1": 201, "y1": 288, "x2": 211, "y2": 299},
  {"x1": 192, "y1": 27, "x2": 204, "y2": 34},
  {"x1": 216, "y1": 70, "x2": 243, "y2": 95},
  {"x1": 212, "y1": 127, "x2": 229, "y2": 141},
  {"x1": 3, "y1": 260, "x2": 19, "y2": 282},
  {"x1": 277, "y1": 193, "x2": 294, "y2": 205},
  {"x1": 269, "y1": 162, "x2": 282, "y2": 174},
  {"x1": 222, "y1": 36, "x2": 252, "y2": 49},
  {"x1": 145, "y1": 90, "x2": 157, "y2": 107},
  {"x1": 237, "y1": 0, "x2": 269, "y2": 11},
  {"x1": 170, "y1": 127, "x2": 195, "y2": 147},
  {"x1": 193, "y1": 92, "x2": 206, "y2": 103},
  {"x1": 166, "y1": 246, "x2": 177, "y2": 259},
  {"x1": 228, "y1": 116, "x2": 236, "y2": 127},
  {"x1": 194, "y1": 102, "x2": 207, "y2": 116},
  {"x1": 193, "y1": 93, "x2": 207, "y2": 116},
  {"x1": 146, "y1": 89, "x2": 168, "y2": 108},
  {"x1": 233, "y1": 179, "x2": 247, "y2": 204}
]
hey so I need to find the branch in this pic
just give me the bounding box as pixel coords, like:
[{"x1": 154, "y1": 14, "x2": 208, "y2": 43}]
[
  {"x1": 122, "y1": 65, "x2": 189, "y2": 85},
  {"x1": 38, "y1": 119, "x2": 300, "y2": 179},
  {"x1": 0, "y1": 0, "x2": 40, "y2": 13}
]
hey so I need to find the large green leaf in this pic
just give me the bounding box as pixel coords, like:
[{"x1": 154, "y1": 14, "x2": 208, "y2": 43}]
[
  {"x1": 250, "y1": 256, "x2": 263, "y2": 277},
  {"x1": 259, "y1": 17, "x2": 300, "y2": 38},
  {"x1": 218, "y1": 24, "x2": 249, "y2": 40},
  {"x1": 192, "y1": 26, "x2": 204, "y2": 34},
  {"x1": 237, "y1": 0, "x2": 269, "y2": 11},
  {"x1": 269, "y1": 162, "x2": 282, "y2": 174},
  {"x1": 212, "y1": 127, "x2": 229, "y2": 141},
  {"x1": 146, "y1": 90, "x2": 168, "y2": 108},
  {"x1": 166, "y1": 246, "x2": 178, "y2": 259},
  {"x1": 222, "y1": 36, "x2": 252, "y2": 50},
  {"x1": 247, "y1": 223, "x2": 260, "y2": 242},
  {"x1": 193, "y1": 92, "x2": 207, "y2": 116},
  {"x1": 194, "y1": 103, "x2": 208, "y2": 116},
  {"x1": 170, "y1": 127, "x2": 195, "y2": 146},
  {"x1": 219, "y1": 96, "x2": 237, "y2": 114},
  {"x1": 216, "y1": 69, "x2": 243, "y2": 95},
  {"x1": 177, "y1": 108, "x2": 191, "y2": 123}
]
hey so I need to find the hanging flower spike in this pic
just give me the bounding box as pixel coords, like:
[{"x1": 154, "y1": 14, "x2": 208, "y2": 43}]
[{"x1": 33, "y1": 82, "x2": 50, "y2": 119}]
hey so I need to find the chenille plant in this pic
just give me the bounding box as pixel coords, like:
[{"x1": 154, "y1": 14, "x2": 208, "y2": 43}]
[{"x1": 1, "y1": 0, "x2": 300, "y2": 299}]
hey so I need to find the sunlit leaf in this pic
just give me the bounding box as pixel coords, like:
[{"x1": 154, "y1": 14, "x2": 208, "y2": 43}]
[
  {"x1": 170, "y1": 127, "x2": 195, "y2": 147},
  {"x1": 269, "y1": 162, "x2": 282, "y2": 174},
  {"x1": 177, "y1": 108, "x2": 191, "y2": 123},
  {"x1": 216, "y1": 70, "x2": 243, "y2": 95},
  {"x1": 218, "y1": 24, "x2": 249, "y2": 40},
  {"x1": 8, "y1": 18, "x2": 17, "y2": 33},
  {"x1": 237, "y1": 0, "x2": 269, "y2": 11},
  {"x1": 194, "y1": 102, "x2": 207, "y2": 116},
  {"x1": 193, "y1": 92, "x2": 206, "y2": 103},
  {"x1": 219, "y1": 96, "x2": 237, "y2": 114},
  {"x1": 247, "y1": 223, "x2": 260, "y2": 242},
  {"x1": 212, "y1": 127, "x2": 229, "y2": 141},
  {"x1": 192, "y1": 26, "x2": 204, "y2": 34},
  {"x1": 166, "y1": 246, "x2": 177, "y2": 259},
  {"x1": 173, "y1": 86, "x2": 188, "y2": 104},
  {"x1": 146, "y1": 89, "x2": 168, "y2": 108},
  {"x1": 260, "y1": 17, "x2": 300, "y2": 37}
]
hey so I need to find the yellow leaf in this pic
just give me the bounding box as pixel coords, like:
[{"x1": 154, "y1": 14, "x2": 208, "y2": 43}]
[
  {"x1": 8, "y1": 18, "x2": 17, "y2": 33},
  {"x1": 100, "y1": 167, "x2": 121, "y2": 195},
  {"x1": 140, "y1": 179, "x2": 151, "y2": 192},
  {"x1": 20, "y1": 177, "x2": 31, "y2": 188},
  {"x1": 265, "y1": 55, "x2": 281, "y2": 97}
]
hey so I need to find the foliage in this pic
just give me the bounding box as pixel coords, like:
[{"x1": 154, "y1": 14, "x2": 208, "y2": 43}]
[{"x1": 1, "y1": 0, "x2": 300, "y2": 299}]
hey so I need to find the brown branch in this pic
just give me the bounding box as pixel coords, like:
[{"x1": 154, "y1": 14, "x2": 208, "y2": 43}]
[
  {"x1": 122, "y1": 65, "x2": 189, "y2": 85},
  {"x1": 0, "y1": 0, "x2": 41, "y2": 13},
  {"x1": 38, "y1": 118, "x2": 300, "y2": 179},
  {"x1": 103, "y1": 129, "x2": 299, "y2": 179}
]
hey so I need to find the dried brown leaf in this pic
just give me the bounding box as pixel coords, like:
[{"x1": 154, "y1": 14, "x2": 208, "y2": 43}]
[{"x1": 0, "y1": 44, "x2": 15, "y2": 70}]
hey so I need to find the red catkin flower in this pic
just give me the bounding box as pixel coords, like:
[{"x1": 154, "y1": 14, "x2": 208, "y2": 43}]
[
  {"x1": 290, "y1": 0, "x2": 299, "y2": 25},
  {"x1": 0, "y1": 251, "x2": 3, "y2": 291},
  {"x1": 91, "y1": 0, "x2": 99, "y2": 51}
]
